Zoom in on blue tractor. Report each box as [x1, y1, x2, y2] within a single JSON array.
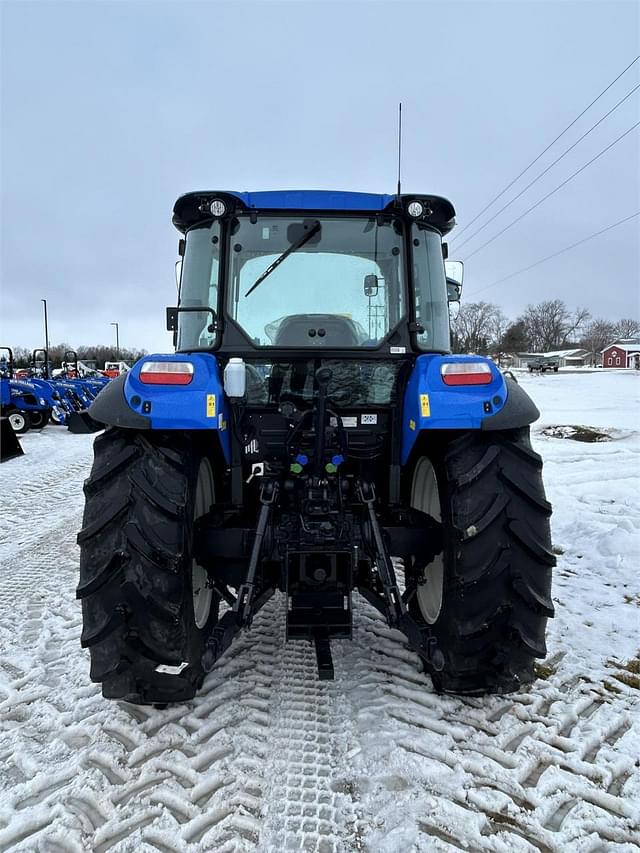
[[0, 347, 53, 433], [77, 191, 555, 705]]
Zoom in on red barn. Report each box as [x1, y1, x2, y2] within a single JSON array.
[[601, 339, 640, 369]]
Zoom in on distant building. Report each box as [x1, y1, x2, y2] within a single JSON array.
[[510, 349, 592, 369], [600, 339, 640, 369]]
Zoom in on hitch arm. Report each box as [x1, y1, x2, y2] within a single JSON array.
[[357, 481, 405, 626], [357, 480, 445, 672], [202, 479, 278, 674], [234, 479, 278, 625]]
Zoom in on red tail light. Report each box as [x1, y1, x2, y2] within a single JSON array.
[[139, 361, 194, 385], [441, 362, 493, 386]]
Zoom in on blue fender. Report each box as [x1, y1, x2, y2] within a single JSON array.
[[401, 355, 538, 464], [89, 353, 231, 463]]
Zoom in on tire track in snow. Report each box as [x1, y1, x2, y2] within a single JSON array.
[[1, 417, 640, 851]]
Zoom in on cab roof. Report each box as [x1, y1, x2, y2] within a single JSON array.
[[172, 190, 456, 235]]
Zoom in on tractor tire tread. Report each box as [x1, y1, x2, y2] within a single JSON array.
[[78, 428, 211, 704], [416, 427, 554, 696]]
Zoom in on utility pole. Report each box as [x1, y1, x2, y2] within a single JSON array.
[[111, 322, 120, 358], [41, 299, 49, 351]]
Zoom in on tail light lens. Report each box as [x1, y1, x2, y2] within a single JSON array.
[[441, 362, 493, 386], [139, 361, 194, 385]]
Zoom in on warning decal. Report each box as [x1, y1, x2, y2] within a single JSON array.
[[206, 394, 216, 418], [420, 394, 431, 417]]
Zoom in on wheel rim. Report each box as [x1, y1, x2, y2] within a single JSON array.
[[9, 413, 26, 432], [411, 457, 444, 625], [192, 458, 215, 629]]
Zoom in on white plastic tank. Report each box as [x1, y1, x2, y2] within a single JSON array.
[[224, 357, 246, 399]]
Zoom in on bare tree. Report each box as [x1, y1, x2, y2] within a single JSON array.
[[451, 302, 507, 354], [489, 309, 510, 353], [9, 346, 32, 367], [581, 319, 617, 362], [76, 345, 147, 366], [522, 300, 591, 352], [614, 318, 640, 339]]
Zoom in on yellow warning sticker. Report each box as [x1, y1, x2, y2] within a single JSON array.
[[206, 394, 216, 418], [409, 419, 416, 431], [420, 394, 431, 418]]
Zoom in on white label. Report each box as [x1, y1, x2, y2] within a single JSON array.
[[262, 227, 270, 239], [390, 346, 406, 354], [361, 414, 378, 425], [155, 661, 189, 675], [331, 416, 358, 428]]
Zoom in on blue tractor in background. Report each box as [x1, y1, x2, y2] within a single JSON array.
[[77, 190, 555, 706], [0, 347, 53, 434]]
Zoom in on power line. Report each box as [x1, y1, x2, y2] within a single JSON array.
[[461, 121, 640, 262], [466, 211, 640, 297], [454, 82, 640, 253], [451, 55, 640, 242]]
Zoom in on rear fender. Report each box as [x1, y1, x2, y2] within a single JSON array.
[[401, 355, 538, 464], [89, 353, 231, 462]]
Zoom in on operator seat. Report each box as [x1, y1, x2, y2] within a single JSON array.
[[273, 314, 362, 347]]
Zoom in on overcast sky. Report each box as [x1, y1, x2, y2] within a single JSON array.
[[1, 0, 639, 355]]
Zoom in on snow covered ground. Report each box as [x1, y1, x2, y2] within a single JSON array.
[[0, 370, 638, 852]]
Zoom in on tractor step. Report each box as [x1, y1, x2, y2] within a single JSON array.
[[314, 630, 334, 680]]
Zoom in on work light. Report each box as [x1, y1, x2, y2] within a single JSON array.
[[209, 199, 226, 217]]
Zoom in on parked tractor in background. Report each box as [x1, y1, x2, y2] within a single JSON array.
[[77, 190, 555, 706], [0, 347, 52, 434], [103, 361, 131, 378]]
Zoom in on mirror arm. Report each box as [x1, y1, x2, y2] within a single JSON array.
[[166, 305, 219, 333]]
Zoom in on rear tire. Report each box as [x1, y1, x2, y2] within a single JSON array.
[[77, 427, 219, 704], [406, 427, 555, 695]]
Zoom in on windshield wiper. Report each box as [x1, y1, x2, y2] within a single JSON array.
[[244, 220, 321, 297]]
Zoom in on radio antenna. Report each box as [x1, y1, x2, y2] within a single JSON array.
[[396, 102, 402, 197]]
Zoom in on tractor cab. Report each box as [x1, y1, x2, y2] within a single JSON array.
[[170, 191, 457, 359]]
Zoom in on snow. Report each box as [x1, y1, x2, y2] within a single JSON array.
[[0, 372, 639, 852]]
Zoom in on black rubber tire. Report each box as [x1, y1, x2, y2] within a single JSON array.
[[9, 411, 30, 434], [29, 410, 49, 430], [77, 427, 219, 704], [407, 427, 555, 695]]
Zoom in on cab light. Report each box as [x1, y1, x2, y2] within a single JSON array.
[[139, 361, 194, 385], [441, 362, 493, 385], [209, 199, 226, 217]]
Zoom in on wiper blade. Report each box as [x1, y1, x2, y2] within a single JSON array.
[[244, 220, 321, 297]]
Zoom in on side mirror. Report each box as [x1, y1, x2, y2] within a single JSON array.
[[447, 280, 462, 303], [364, 274, 379, 297], [166, 306, 178, 331], [445, 260, 464, 286]]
